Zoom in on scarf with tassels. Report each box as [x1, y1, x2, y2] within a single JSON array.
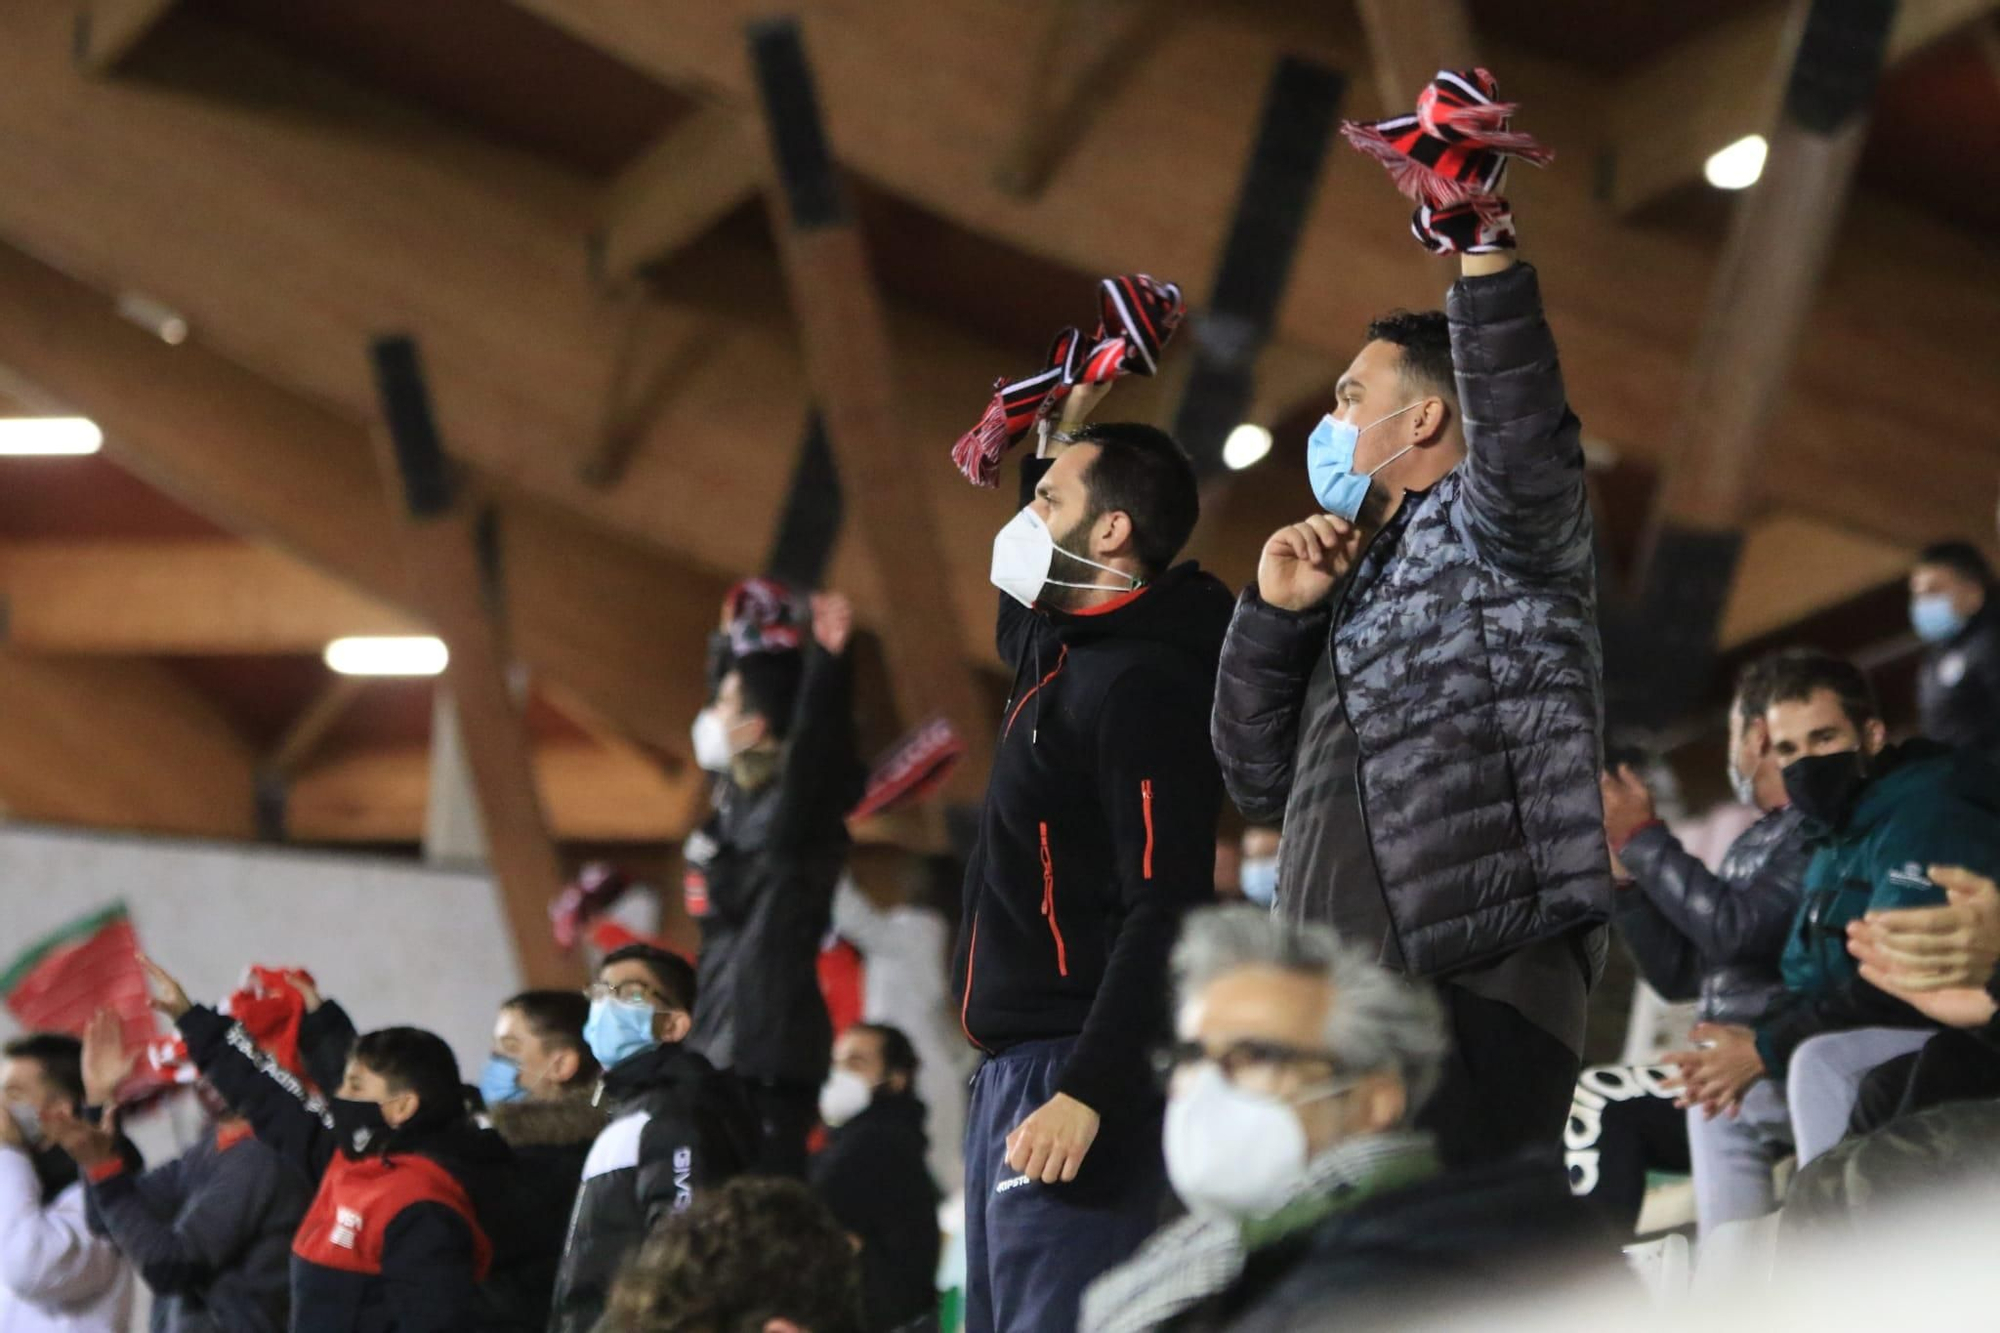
[[1340, 68, 1551, 255], [951, 274, 1185, 487]]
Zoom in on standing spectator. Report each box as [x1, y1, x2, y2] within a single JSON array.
[[555, 944, 757, 1333], [1668, 652, 2000, 1232], [954, 392, 1230, 1331], [479, 992, 604, 1331], [687, 589, 866, 1179], [1211, 158, 1609, 1168], [833, 857, 972, 1189], [1081, 907, 1600, 1333], [138, 955, 519, 1333], [0, 1034, 132, 1333], [1238, 827, 1281, 910], [53, 1008, 308, 1333], [812, 1024, 941, 1333], [1568, 655, 1811, 1230], [1911, 541, 2000, 759], [602, 1178, 861, 1333]]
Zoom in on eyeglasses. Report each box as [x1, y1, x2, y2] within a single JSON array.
[[585, 981, 670, 1008], [1152, 1038, 1344, 1088]]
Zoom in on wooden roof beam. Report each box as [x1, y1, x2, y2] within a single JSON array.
[[1352, 0, 1477, 113], [74, 0, 178, 75], [594, 104, 764, 285]]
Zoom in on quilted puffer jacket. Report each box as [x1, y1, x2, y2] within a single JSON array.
[[1615, 807, 1812, 1027], [1211, 262, 1611, 978]]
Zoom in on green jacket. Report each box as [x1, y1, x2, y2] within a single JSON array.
[[1755, 741, 2000, 1076]]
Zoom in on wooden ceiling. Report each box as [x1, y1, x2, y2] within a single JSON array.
[[0, 0, 1995, 862]]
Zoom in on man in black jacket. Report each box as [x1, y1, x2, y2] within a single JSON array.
[[554, 943, 757, 1333], [137, 955, 521, 1333], [954, 406, 1230, 1333], [1210, 209, 1609, 1167], [811, 1023, 941, 1332], [1911, 541, 2000, 760], [686, 588, 865, 1179], [1566, 653, 1811, 1231]]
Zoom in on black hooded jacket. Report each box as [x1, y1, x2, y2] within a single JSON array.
[[549, 1041, 758, 1333], [809, 1091, 941, 1331], [951, 454, 1231, 1117], [1918, 597, 2000, 761]]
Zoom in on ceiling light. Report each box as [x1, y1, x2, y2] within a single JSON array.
[[1704, 135, 1767, 190], [116, 292, 191, 345], [0, 417, 103, 456], [324, 635, 449, 677], [1222, 423, 1274, 471]]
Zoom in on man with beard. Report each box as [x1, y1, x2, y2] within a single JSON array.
[[954, 389, 1231, 1332]]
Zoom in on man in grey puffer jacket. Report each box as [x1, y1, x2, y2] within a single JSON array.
[[1210, 233, 1611, 1167]]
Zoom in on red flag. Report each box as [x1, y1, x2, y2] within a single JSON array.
[[0, 903, 160, 1095]]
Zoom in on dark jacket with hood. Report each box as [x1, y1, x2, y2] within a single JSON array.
[[83, 1119, 310, 1333], [1754, 741, 2000, 1076], [176, 1003, 531, 1333], [549, 1042, 757, 1333], [686, 643, 865, 1090], [1210, 263, 1611, 980], [1616, 806, 1812, 1027], [810, 1090, 941, 1332], [484, 1097, 605, 1333], [1917, 597, 2000, 760], [951, 460, 1232, 1117]]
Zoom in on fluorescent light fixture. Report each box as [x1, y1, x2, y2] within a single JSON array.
[[1704, 135, 1767, 190], [116, 292, 191, 346], [323, 635, 449, 677], [1222, 423, 1274, 471], [0, 417, 103, 456]]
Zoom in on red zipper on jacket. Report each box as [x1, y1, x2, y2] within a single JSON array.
[[1038, 822, 1069, 977], [1141, 779, 1156, 880], [959, 913, 988, 1050], [1004, 645, 1069, 739]]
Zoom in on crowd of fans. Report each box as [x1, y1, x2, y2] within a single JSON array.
[[6, 67, 2000, 1333]]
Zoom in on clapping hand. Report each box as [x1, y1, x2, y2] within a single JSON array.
[[81, 1009, 137, 1107], [40, 1103, 120, 1169], [137, 955, 193, 1020], [810, 593, 853, 657], [1848, 866, 2000, 994]]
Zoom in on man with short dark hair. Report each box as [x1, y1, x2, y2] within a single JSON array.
[[1910, 540, 2000, 758], [811, 1023, 941, 1333], [686, 588, 865, 1179], [1212, 198, 1610, 1169], [554, 944, 757, 1333], [956, 387, 1231, 1331], [1668, 650, 2000, 1231], [603, 1177, 862, 1333], [0, 1032, 132, 1331]]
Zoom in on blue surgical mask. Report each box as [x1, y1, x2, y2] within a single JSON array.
[[478, 1055, 526, 1107], [1911, 594, 1968, 645], [584, 998, 658, 1071], [1239, 857, 1279, 908], [1306, 401, 1423, 521]]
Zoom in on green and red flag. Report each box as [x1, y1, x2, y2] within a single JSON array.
[[1, 903, 159, 1092]]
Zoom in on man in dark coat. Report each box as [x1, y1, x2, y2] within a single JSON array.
[[952, 407, 1230, 1333], [1210, 224, 1610, 1166], [686, 588, 866, 1179], [1568, 652, 1812, 1230], [810, 1023, 940, 1332], [1910, 540, 2000, 761]]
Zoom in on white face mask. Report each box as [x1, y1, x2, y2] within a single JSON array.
[[5, 1101, 42, 1148], [690, 707, 751, 774], [1163, 1063, 1353, 1220], [818, 1068, 874, 1128], [989, 507, 1140, 610]]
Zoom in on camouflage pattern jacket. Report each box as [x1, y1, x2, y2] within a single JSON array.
[[1211, 262, 1612, 978]]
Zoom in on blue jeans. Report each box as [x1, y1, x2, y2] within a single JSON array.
[[962, 1038, 1165, 1333]]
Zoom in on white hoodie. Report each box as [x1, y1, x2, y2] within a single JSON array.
[[0, 1147, 131, 1333]]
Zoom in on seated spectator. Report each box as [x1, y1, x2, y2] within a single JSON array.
[[48, 1007, 310, 1333], [0, 1033, 132, 1331], [602, 1176, 862, 1333], [1080, 906, 1602, 1333], [1911, 541, 2000, 760], [1667, 651, 2000, 1233], [810, 1024, 941, 1333], [479, 991, 605, 1331], [1569, 655, 1810, 1231], [554, 944, 757, 1333], [137, 955, 521, 1332]]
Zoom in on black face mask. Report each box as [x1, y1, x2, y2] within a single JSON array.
[[1783, 750, 1871, 828], [329, 1097, 392, 1157]]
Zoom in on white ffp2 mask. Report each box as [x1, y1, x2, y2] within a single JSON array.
[[818, 1068, 873, 1128], [989, 506, 1139, 609]]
